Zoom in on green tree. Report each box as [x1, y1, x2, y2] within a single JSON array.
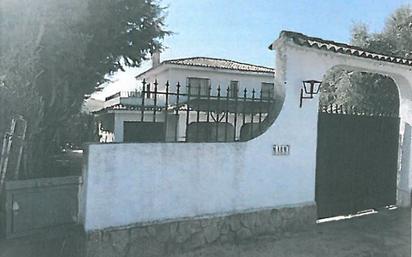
[[0, 0, 169, 177], [320, 5, 412, 114]]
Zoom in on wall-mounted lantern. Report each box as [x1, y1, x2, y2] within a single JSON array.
[[299, 80, 322, 108]]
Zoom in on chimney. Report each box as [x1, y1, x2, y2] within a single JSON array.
[[151, 50, 160, 68]]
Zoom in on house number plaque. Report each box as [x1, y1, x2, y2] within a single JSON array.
[[273, 145, 290, 155]]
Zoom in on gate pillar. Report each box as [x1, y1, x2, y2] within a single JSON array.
[[398, 122, 412, 206]]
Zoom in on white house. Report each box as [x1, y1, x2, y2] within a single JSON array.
[[94, 56, 275, 143], [137, 55, 275, 95]]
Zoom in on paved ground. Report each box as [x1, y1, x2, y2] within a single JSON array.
[[0, 225, 84, 257], [173, 208, 411, 257], [0, 207, 410, 257]]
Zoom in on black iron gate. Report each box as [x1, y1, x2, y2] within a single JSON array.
[[315, 107, 400, 219]]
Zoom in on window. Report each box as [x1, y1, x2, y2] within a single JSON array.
[[229, 81, 239, 98], [261, 82, 274, 99], [187, 77, 210, 96], [146, 83, 151, 98]]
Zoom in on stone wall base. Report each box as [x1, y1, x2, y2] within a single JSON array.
[[85, 203, 317, 257]]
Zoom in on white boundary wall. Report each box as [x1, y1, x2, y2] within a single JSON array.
[[80, 46, 319, 231]]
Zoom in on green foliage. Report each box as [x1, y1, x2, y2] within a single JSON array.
[[59, 113, 98, 150], [84, 0, 169, 77], [320, 5, 412, 113], [0, 0, 169, 177], [351, 6, 412, 58], [320, 69, 399, 114]]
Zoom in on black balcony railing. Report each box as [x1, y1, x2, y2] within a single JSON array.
[[105, 92, 121, 101], [123, 79, 277, 142], [105, 91, 141, 101]]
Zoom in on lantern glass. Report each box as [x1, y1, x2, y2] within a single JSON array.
[[302, 80, 322, 95]]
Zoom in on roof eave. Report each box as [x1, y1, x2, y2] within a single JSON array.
[[168, 63, 275, 75], [135, 64, 168, 80], [275, 30, 412, 67]]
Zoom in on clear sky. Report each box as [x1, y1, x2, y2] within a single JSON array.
[[93, 0, 411, 99]]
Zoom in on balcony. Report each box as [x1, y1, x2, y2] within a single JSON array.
[[97, 80, 277, 143]]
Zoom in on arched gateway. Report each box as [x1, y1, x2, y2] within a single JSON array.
[[270, 31, 412, 217]]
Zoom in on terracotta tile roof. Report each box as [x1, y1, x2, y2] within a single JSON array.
[[136, 57, 275, 79], [270, 30, 412, 67], [164, 57, 275, 73]]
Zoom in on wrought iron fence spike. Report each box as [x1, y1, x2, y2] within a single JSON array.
[[128, 80, 278, 143]]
